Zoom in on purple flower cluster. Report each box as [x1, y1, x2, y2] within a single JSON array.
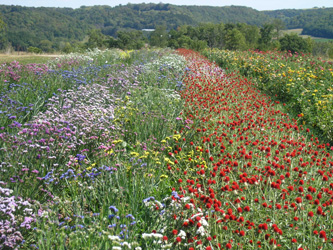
[[0, 186, 35, 249], [0, 61, 48, 83]]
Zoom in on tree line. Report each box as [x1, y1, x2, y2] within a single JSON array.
[[0, 3, 333, 52], [82, 22, 322, 56]]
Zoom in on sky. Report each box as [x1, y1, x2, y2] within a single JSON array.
[[1, 0, 332, 11]]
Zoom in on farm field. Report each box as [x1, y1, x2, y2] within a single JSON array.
[[282, 29, 333, 42], [0, 53, 61, 65], [1, 48, 333, 250]]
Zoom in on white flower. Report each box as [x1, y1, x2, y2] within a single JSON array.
[[180, 197, 190, 202], [161, 243, 173, 249], [177, 230, 186, 239], [142, 233, 163, 239], [108, 235, 121, 241], [112, 247, 122, 250], [191, 213, 203, 220], [121, 242, 131, 248], [200, 218, 208, 227], [196, 226, 206, 236]]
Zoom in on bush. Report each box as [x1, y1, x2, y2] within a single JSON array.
[[27, 46, 42, 54]]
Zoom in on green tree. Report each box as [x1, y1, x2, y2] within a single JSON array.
[[272, 19, 285, 39], [224, 28, 246, 51], [86, 29, 105, 49], [115, 30, 146, 49], [150, 25, 168, 47], [197, 23, 224, 48], [0, 14, 7, 50], [61, 42, 73, 53], [258, 23, 274, 50], [279, 33, 313, 53], [236, 23, 260, 49], [39, 39, 54, 53], [167, 29, 180, 48], [177, 35, 193, 49]]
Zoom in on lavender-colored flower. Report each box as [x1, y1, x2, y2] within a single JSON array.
[[125, 214, 135, 220], [109, 206, 118, 213], [143, 196, 155, 203], [172, 191, 180, 199]]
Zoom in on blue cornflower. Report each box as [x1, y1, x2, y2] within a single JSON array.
[[143, 196, 155, 203], [109, 206, 118, 213], [125, 214, 135, 220], [172, 191, 180, 199]]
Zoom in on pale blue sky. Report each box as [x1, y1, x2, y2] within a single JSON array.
[[0, 0, 332, 11]]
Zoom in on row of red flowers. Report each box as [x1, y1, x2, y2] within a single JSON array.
[[157, 49, 333, 249]]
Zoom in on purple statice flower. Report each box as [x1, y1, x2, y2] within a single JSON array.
[[0, 187, 35, 249]]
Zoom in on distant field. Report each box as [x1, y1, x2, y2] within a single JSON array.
[[0, 53, 60, 64], [282, 28, 333, 42]]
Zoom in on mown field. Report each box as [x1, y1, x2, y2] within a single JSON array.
[[1, 48, 333, 250], [0, 53, 61, 65], [282, 29, 333, 42]]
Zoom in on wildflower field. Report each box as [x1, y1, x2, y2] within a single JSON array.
[[1, 48, 333, 250]]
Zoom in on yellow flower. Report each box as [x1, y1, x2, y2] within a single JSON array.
[[130, 152, 140, 157], [160, 175, 168, 179], [106, 149, 114, 155], [172, 134, 181, 140], [112, 139, 123, 144]]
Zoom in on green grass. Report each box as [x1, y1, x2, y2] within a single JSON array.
[[0, 53, 61, 64]]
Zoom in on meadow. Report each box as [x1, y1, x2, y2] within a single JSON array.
[[1, 48, 333, 250]]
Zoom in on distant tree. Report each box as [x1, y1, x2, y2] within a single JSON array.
[[116, 30, 146, 49], [0, 14, 7, 50], [176, 35, 193, 49], [272, 19, 285, 39], [39, 39, 54, 53], [167, 29, 180, 48], [258, 23, 274, 50], [224, 28, 246, 51], [197, 23, 223, 48], [236, 23, 260, 49], [27, 46, 42, 54], [61, 42, 73, 53], [190, 39, 207, 51], [279, 33, 313, 53], [86, 29, 105, 49], [150, 25, 168, 47]]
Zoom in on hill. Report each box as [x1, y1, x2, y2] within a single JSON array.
[[263, 8, 333, 38], [0, 3, 333, 50]]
